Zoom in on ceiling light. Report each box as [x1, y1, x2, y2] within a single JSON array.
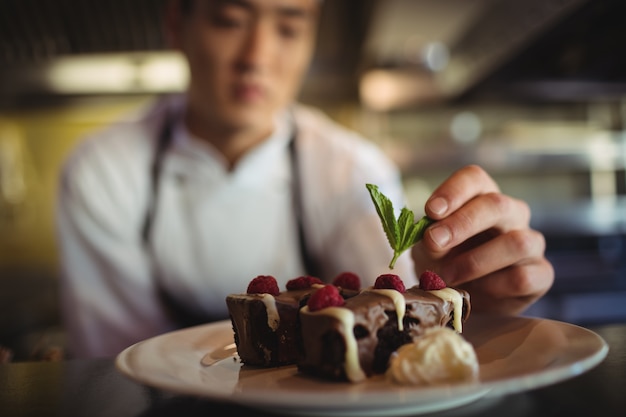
[[45, 52, 188, 94]]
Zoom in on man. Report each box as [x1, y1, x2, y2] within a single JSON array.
[[56, 0, 553, 358]]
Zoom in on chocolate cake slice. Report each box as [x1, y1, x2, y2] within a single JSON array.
[[297, 285, 471, 382], [226, 274, 361, 367], [226, 288, 313, 366]]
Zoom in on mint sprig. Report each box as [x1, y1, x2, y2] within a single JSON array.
[[366, 183, 434, 269]]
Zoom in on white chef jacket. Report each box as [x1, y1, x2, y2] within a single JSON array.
[[55, 94, 417, 358]]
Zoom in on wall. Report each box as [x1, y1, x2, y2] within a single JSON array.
[[0, 96, 152, 360]]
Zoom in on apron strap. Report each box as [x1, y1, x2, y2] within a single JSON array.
[[142, 109, 319, 327], [141, 113, 174, 245]]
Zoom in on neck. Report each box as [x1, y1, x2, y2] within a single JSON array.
[[183, 108, 274, 170]]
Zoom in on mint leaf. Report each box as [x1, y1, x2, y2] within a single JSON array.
[[366, 183, 434, 269]]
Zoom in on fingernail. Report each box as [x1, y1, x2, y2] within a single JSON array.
[[429, 225, 451, 248], [428, 197, 448, 216]]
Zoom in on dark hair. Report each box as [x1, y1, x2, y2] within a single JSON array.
[[179, 0, 324, 14], [179, 0, 193, 14]]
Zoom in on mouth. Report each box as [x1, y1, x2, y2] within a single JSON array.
[[232, 82, 266, 103]]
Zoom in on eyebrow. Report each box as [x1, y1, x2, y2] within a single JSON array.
[[216, 0, 317, 19]]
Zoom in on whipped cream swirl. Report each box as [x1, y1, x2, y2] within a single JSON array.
[[386, 327, 479, 385]]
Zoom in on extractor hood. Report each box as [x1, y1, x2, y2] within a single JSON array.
[[362, 0, 626, 105]]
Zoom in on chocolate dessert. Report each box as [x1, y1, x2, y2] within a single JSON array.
[[225, 272, 471, 382], [226, 287, 313, 366], [226, 273, 361, 367], [297, 283, 470, 382]]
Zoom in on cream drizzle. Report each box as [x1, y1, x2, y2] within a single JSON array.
[[239, 285, 325, 333], [233, 293, 280, 331], [259, 294, 280, 331], [364, 288, 406, 331], [428, 288, 463, 332], [301, 305, 366, 382]]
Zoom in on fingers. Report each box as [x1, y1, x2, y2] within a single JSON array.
[[413, 228, 554, 315], [422, 165, 530, 252], [415, 227, 547, 284], [457, 259, 555, 315], [425, 165, 500, 220], [423, 192, 531, 251], [440, 229, 547, 286]]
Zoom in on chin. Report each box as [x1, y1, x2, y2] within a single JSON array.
[[224, 106, 276, 129]]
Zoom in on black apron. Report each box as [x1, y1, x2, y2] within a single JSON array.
[[140, 111, 318, 327]]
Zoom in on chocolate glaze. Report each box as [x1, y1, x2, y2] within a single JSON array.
[[226, 287, 359, 367], [298, 286, 471, 381], [226, 288, 311, 366]]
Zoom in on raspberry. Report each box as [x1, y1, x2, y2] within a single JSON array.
[[419, 270, 447, 290], [286, 275, 324, 290], [246, 275, 280, 296], [332, 271, 361, 291], [374, 274, 406, 293], [307, 285, 345, 311]]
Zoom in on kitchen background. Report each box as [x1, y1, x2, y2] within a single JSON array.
[[1, 0, 625, 360]]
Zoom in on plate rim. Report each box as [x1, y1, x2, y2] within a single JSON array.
[[115, 314, 608, 415]]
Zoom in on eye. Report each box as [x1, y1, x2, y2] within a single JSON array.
[[208, 5, 247, 29], [211, 13, 244, 29], [278, 24, 300, 39], [279, 19, 311, 41]]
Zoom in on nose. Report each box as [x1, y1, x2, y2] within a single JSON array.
[[235, 21, 275, 74]]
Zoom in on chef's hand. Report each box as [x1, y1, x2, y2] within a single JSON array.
[[412, 165, 554, 315]]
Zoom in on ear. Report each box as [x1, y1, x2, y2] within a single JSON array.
[[163, 0, 184, 49]]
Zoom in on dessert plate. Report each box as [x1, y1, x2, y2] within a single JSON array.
[[116, 314, 608, 417]]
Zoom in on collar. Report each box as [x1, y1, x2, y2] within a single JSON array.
[[168, 108, 294, 169]]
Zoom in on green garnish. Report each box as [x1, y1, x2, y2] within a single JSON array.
[[366, 183, 434, 269]]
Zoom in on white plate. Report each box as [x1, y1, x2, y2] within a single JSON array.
[[115, 314, 608, 417]]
